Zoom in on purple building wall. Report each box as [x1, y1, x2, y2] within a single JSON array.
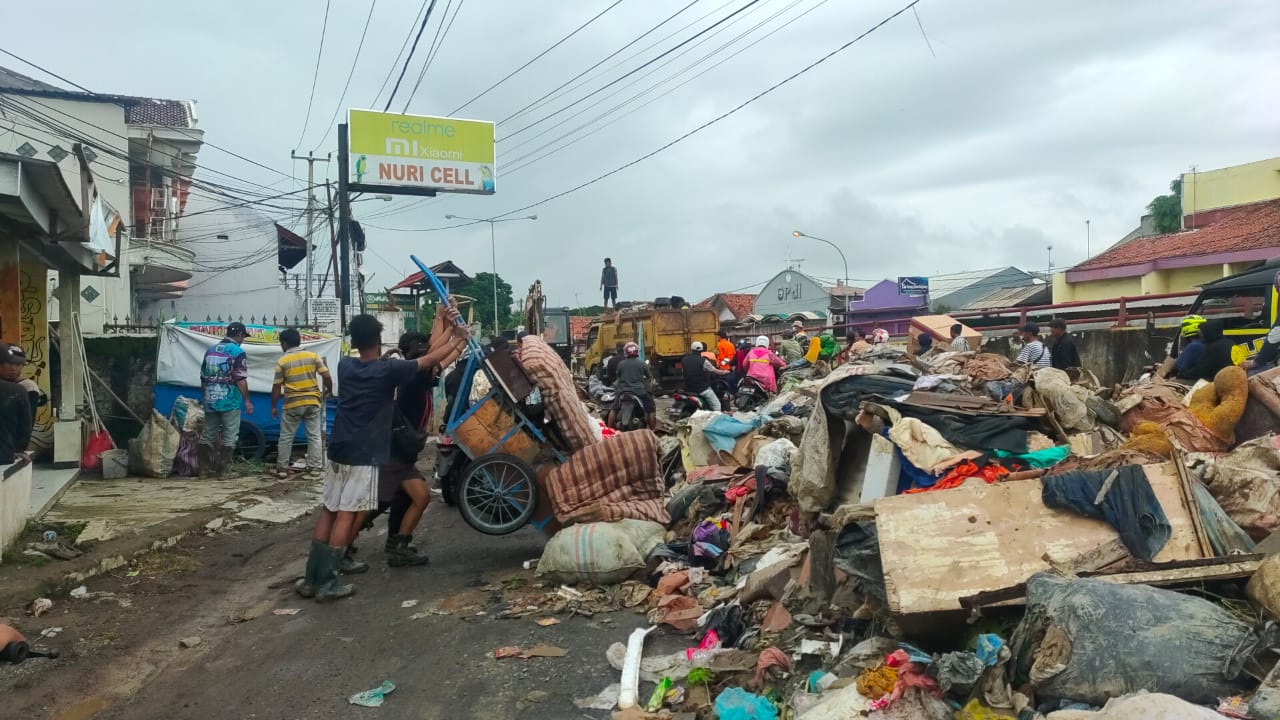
[[844, 280, 927, 336]]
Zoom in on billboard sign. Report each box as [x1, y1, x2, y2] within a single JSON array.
[[347, 109, 495, 195], [897, 276, 929, 297]]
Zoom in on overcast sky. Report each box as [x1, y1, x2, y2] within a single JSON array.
[[6, 0, 1279, 307]]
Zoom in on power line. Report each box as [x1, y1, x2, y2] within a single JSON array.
[[496, 0, 707, 126], [502, 0, 834, 175], [490, 0, 925, 220], [293, 0, 333, 149], [402, 0, 466, 113], [0, 47, 95, 93], [497, 0, 764, 143], [383, 0, 439, 112], [370, 0, 431, 108], [448, 0, 626, 116], [315, 0, 379, 150]]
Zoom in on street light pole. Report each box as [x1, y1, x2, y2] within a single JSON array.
[[444, 214, 538, 335], [791, 230, 849, 292]]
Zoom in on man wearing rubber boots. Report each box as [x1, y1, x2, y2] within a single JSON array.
[[199, 322, 253, 477], [296, 312, 467, 601]]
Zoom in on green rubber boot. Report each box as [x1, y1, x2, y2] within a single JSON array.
[[294, 540, 325, 598], [315, 545, 356, 602]]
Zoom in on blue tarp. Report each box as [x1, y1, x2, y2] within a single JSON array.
[[153, 383, 336, 441], [702, 413, 766, 453]]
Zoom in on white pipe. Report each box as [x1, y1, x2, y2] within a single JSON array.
[[617, 626, 654, 709]]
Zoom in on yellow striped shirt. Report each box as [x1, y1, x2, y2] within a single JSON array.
[[274, 350, 328, 409]]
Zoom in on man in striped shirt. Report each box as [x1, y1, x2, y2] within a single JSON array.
[[1015, 322, 1052, 369], [270, 328, 333, 479]]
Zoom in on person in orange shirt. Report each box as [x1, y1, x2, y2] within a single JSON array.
[[715, 330, 736, 370]]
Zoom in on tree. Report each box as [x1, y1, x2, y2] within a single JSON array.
[[1147, 178, 1183, 234], [468, 272, 515, 332]]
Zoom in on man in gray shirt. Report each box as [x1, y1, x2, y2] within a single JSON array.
[[601, 258, 619, 309]]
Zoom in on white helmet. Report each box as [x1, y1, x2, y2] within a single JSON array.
[[755, 335, 770, 348], [691, 341, 705, 352]]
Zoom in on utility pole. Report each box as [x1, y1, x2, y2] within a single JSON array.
[[337, 124, 354, 331], [290, 150, 331, 322]]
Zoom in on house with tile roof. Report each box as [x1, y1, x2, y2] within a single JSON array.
[[696, 292, 756, 323], [1055, 196, 1280, 302]]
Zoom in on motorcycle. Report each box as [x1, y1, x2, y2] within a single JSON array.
[[734, 376, 770, 413], [434, 433, 466, 506], [611, 392, 649, 432], [667, 378, 733, 420]]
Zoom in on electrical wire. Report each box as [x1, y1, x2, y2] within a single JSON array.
[[497, 0, 764, 143], [448, 0, 626, 115], [383, 0, 439, 112], [402, 0, 461, 113], [497, 0, 708, 127], [370, 0, 431, 108], [489, 0, 925, 220], [314, 0, 378, 150], [293, 0, 333, 149]]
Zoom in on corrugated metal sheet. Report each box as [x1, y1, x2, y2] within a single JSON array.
[[961, 284, 1052, 311]]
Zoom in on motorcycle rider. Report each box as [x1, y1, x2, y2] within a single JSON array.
[[608, 342, 656, 430], [682, 341, 730, 412], [742, 335, 786, 393]]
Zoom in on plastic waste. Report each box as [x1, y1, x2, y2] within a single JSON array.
[[974, 634, 1005, 666], [348, 680, 396, 708], [686, 630, 721, 664], [1044, 691, 1224, 719], [955, 699, 1016, 720], [646, 677, 672, 712], [714, 687, 779, 720]]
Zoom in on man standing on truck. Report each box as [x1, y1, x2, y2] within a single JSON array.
[[601, 258, 619, 309]]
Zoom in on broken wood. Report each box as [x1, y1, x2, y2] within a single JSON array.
[[1173, 452, 1213, 558], [1046, 537, 1131, 577], [807, 530, 836, 605]]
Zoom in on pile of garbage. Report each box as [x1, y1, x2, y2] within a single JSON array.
[[529, 339, 1280, 719]]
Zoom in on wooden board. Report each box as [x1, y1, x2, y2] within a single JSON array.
[[875, 462, 1206, 616]]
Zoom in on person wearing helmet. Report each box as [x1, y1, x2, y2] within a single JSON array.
[[682, 341, 730, 411], [1180, 318, 1236, 382], [1173, 315, 1207, 379], [742, 335, 786, 393], [609, 342, 656, 430], [1243, 271, 1280, 374]]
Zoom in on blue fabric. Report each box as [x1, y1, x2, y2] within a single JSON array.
[[975, 634, 1005, 667], [703, 413, 765, 452], [1174, 339, 1206, 373], [893, 443, 936, 493], [992, 445, 1071, 468], [1042, 465, 1171, 562]]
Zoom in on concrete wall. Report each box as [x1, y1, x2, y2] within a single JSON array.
[[981, 325, 1174, 387], [0, 95, 133, 334], [1182, 156, 1280, 218], [1056, 263, 1241, 303], [84, 336, 158, 446], [0, 460, 33, 563], [1053, 272, 1142, 303]]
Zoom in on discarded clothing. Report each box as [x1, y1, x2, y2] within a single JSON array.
[[543, 429, 669, 525], [703, 413, 766, 453], [856, 664, 899, 700], [964, 353, 1013, 382], [895, 406, 1031, 454], [904, 460, 1008, 494], [884, 407, 962, 471], [822, 374, 916, 419], [991, 445, 1070, 469], [936, 651, 985, 693], [1041, 465, 1171, 561]]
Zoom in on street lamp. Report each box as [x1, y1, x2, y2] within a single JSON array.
[[791, 230, 849, 295], [444, 214, 539, 334]]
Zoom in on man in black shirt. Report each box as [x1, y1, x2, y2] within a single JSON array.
[[296, 312, 466, 601], [1048, 318, 1082, 372], [0, 345, 32, 463]]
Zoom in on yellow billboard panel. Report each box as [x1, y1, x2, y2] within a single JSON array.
[[347, 109, 495, 195]]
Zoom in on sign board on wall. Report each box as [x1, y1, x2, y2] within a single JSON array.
[[347, 109, 496, 195], [898, 276, 929, 297], [309, 298, 340, 334]]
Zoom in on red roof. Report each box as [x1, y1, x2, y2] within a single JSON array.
[[570, 316, 593, 342], [697, 292, 756, 319], [1072, 197, 1280, 273]]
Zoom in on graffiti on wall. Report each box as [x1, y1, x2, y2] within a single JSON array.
[[19, 263, 52, 452]]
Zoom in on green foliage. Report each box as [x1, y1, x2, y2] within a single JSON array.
[[468, 272, 516, 332], [1147, 178, 1183, 234]]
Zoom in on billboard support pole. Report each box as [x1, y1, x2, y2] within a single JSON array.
[[337, 123, 352, 332]]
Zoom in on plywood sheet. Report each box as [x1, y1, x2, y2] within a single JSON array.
[[875, 462, 1205, 615]]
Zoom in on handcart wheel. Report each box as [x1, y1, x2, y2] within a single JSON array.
[[457, 454, 538, 535], [236, 420, 266, 462]]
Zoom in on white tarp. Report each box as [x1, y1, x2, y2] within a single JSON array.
[[156, 321, 343, 396]]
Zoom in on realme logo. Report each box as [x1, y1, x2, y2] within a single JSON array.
[[388, 119, 456, 137]]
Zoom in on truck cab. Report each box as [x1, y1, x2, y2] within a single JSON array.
[[1181, 257, 1279, 364]]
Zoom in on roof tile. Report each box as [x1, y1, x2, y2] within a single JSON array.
[[1072, 197, 1280, 272]]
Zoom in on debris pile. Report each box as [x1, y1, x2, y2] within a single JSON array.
[[535, 341, 1280, 719]]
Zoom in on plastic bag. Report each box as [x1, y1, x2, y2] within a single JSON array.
[[1033, 368, 1092, 431], [80, 430, 114, 470], [713, 687, 778, 720], [754, 438, 797, 475], [536, 520, 665, 585], [1011, 573, 1259, 706]]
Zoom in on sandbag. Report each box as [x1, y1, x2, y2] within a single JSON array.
[[1044, 692, 1224, 719], [1034, 368, 1091, 432], [536, 519, 665, 586], [1010, 573, 1259, 706], [138, 409, 180, 478]]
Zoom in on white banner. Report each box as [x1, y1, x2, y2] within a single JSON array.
[[156, 322, 344, 396]]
